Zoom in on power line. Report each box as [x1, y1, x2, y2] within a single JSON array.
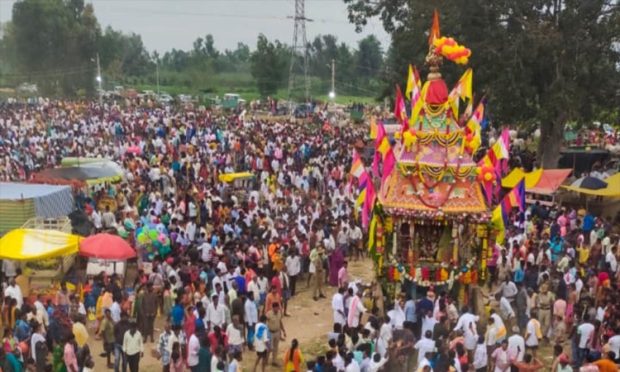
[[103, 7, 352, 24]]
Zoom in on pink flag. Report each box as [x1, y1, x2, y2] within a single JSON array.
[[381, 148, 396, 187], [362, 181, 376, 228]]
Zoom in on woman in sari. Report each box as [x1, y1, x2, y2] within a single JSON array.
[[283, 339, 305, 372]]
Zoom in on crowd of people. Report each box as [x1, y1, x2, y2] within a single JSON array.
[[0, 98, 619, 372], [0, 99, 368, 371]]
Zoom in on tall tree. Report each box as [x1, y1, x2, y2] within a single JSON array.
[[250, 34, 288, 97], [344, 0, 620, 167], [355, 35, 383, 81], [11, 0, 101, 95], [99, 26, 152, 78]]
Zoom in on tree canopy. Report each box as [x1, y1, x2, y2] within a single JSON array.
[[344, 0, 620, 167]]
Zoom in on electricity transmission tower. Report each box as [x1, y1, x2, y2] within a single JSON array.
[[287, 0, 312, 102]]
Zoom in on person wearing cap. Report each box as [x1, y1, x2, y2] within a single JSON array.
[[266, 301, 286, 367], [535, 282, 554, 341], [556, 354, 572, 372]]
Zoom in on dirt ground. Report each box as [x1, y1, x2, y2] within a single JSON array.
[[83, 258, 563, 371], [84, 258, 375, 371]]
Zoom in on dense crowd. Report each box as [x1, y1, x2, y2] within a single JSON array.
[[0, 99, 619, 372]]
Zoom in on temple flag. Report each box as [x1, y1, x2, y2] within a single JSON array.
[[428, 9, 441, 46], [350, 150, 364, 178], [369, 117, 378, 139], [381, 148, 396, 187], [491, 205, 506, 244], [448, 68, 473, 119], [394, 85, 408, 125]]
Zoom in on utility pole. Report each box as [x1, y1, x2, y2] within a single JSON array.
[[156, 62, 160, 95], [95, 53, 102, 105], [287, 0, 312, 104], [330, 59, 335, 99]]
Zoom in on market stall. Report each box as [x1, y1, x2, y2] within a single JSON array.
[[80, 233, 136, 276], [30, 158, 124, 187], [0, 228, 81, 261], [0, 182, 74, 235], [501, 168, 572, 206]]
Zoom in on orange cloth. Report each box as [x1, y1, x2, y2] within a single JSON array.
[[593, 359, 617, 372], [283, 348, 304, 372]]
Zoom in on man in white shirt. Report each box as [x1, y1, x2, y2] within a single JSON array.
[[346, 288, 366, 329], [4, 278, 23, 308], [473, 335, 488, 371], [507, 333, 525, 362], [109, 299, 122, 323], [285, 249, 301, 296], [369, 353, 388, 372], [344, 352, 361, 372], [252, 315, 269, 372], [206, 294, 227, 329], [605, 245, 617, 273], [576, 316, 595, 365], [186, 328, 201, 369], [497, 278, 518, 301], [332, 287, 346, 326], [453, 307, 480, 352], [122, 322, 144, 372], [247, 276, 261, 307], [497, 293, 515, 331], [244, 292, 258, 349], [608, 332, 620, 361], [414, 330, 436, 370]]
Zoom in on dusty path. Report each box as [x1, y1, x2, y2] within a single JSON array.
[[85, 257, 375, 371]]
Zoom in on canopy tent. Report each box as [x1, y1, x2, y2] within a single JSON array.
[[528, 169, 573, 195], [0, 229, 81, 261], [0, 183, 74, 235], [562, 173, 620, 197], [79, 233, 136, 260], [31, 162, 123, 186], [502, 168, 572, 195]]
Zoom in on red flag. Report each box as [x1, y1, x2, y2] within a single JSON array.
[[394, 85, 408, 125]]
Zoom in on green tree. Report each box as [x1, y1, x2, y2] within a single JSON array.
[[344, 0, 620, 167], [250, 34, 288, 97], [355, 35, 383, 81], [99, 26, 152, 79], [11, 0, 101, 95]]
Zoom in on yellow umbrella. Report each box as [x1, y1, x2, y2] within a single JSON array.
[[0, 229, 81, 261]]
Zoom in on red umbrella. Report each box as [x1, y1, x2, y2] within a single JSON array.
[[79, 233, 136, 260]]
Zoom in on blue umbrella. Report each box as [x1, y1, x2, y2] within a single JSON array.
[[572, 176, 608, 190]]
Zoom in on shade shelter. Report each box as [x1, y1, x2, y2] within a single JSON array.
[[0, 229, 80, 261], [562, 173, 620, 197]]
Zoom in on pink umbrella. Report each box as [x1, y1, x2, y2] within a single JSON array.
[[79, 233, 136, 260], [125, 145, 142, 155]]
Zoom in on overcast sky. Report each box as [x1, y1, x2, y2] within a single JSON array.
[[0, 0, 390, 53]]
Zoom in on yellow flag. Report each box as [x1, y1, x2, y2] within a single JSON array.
[[409, 81, 430, 127], [405, 65, 414, 98], [356, 188, 366, 207], [369, 117, 378, 139], [368, 214, 377, 251], [377, 137, 391, 157], [448, 68, 473, 118], [491, 206, 505, 244]]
